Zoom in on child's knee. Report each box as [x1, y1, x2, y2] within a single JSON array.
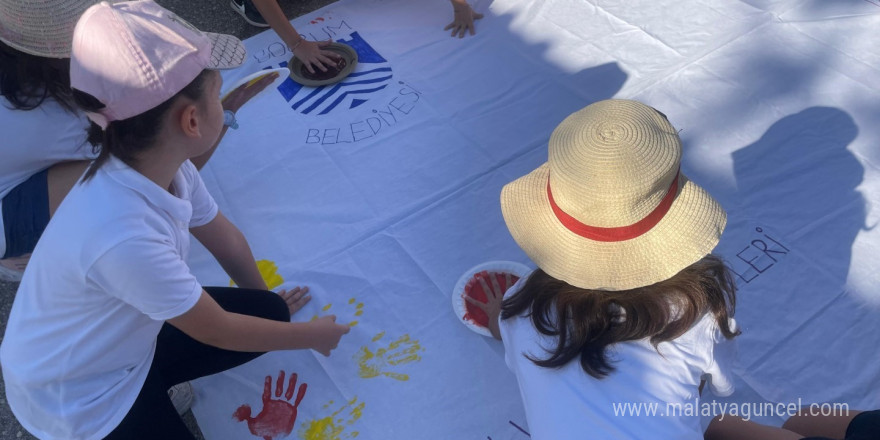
[[264, 291, 292, 322]]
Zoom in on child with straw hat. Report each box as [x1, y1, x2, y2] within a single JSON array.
[[467, 99, 739, 439], [0, 0, 104, 281]]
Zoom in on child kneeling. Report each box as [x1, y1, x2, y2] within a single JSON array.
[[0, 2, 350, 439]]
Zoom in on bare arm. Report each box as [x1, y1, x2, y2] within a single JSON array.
[[251, 0, 338, 73], [191, 211, 266, 290], [190, 73, 278, 169], [464, 271, 506, 340], [168, 290, 349, 355], [189, 211, 314, 315]]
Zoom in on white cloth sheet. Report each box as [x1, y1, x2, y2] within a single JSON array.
[[188, 0, 880, 438]]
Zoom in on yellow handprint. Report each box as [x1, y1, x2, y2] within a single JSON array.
[[355, 332, 424, 381], [312, 297, 364, 327], [299, 397, 364, 440], [230, 259, 284, 290]]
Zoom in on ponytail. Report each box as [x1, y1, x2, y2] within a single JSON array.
[[72, 70, 210, 181]]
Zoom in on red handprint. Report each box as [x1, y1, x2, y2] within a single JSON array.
[[233, 371, 308, 440]]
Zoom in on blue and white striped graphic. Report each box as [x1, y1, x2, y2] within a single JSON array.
[[273, 31, 393, 116]]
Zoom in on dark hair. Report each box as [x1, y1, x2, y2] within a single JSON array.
[[1, 41, 104, 148], [501, 254, 739, 379], [0, 40, 75, 111], [73, 70, 211, 181]]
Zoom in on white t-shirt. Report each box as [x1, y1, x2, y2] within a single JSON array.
[[0, 156, 218, 440], [0, 97, 96, 256], [500, 273, 737, 440]]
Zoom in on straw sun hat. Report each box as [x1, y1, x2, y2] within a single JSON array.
[[500, 99, 727, 291], [0, 0, 110, 58]]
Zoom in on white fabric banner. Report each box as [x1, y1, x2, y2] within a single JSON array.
[[188, 0, 880, 438]]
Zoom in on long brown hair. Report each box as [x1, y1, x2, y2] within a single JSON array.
[[501, 254, 739, 379]]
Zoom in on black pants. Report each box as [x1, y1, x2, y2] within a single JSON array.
[[104, 287, 290, 439], [1, 168, 49, 258]]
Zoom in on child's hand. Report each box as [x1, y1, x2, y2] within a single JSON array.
[[278, 286, 311, 315], [293, 39, 341, 74], [465, 271, 505, 340], [310, 315, 351, 356], [444, 0, 484, 38]]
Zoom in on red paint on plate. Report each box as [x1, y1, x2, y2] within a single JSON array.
[[462, 271, 519, 328]]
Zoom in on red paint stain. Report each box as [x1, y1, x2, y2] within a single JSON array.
[[310, 17, 326, 24], [234, 371, 308, 440], [463, 271, 519, 328]]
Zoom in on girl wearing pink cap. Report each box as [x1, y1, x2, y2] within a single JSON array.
[[0, 0, 269, 282], [0, 2, 350, 439]]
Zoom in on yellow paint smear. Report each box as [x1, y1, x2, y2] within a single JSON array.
[[229, 259, 284, 290], [317, 298, 364, 328], [299, 397, 363, 440], [381, 372, 409, 381], [355, 333, 423, 382], [245, 73, 272, 87]]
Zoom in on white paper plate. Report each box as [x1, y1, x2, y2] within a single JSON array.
[[452, 261, 531, 337], [220, 67, 290, 100]]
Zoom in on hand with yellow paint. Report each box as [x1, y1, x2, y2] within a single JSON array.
[[355, 332, 424, 381], [299, 397, 364, 440]]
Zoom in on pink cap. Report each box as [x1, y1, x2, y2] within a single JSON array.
[[70, 1, 246, 128]]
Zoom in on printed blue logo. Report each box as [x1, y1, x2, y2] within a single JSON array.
[[274, 32, 392, 116]]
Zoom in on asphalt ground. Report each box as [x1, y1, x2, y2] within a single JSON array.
[[0, 1, 336, 438]]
